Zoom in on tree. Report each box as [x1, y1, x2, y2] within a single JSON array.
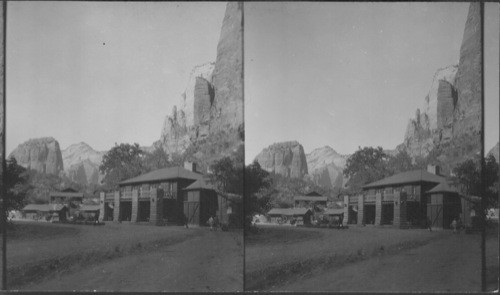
[[210, 157, 242, 194], [483, 154, 499, 208], [387, 149, 415, 174], [99, 143, 146, 190], [209, 144, 245, 195], [1, 158, 29, 213], [143, 146, 171, 171], [170, 151, 186, 167], [244, 161, 273, 234], [452, 154, 499, 209], [244, 161, 272, 217], [343, 146, 390, 193]]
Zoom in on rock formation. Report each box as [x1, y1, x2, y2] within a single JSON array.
[[306, 146, 348, 189], [399, 3, 481, 169], [488, 142, 499, 162], [255, 141, 308, 179], [66, 159, 101, 186], [453, 2, 482, 138], [62, 142, 105, 185], [158, 2, 243, 165], [209, 2, 243, 135], [9, 137, 64, 175], [400, 65, 458, 158]]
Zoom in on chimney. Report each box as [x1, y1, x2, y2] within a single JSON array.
[[184, 161, 197, 172], [427, 164, 440, 175]]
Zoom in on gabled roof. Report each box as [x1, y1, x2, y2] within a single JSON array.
[[426, 182, 459, 194], [363, 169, 445, 189], [50, 192, 84, 198], [306, 191, 322, 196], [268, 208, 312, 216], [62, 188, 78, 193], [183, 178, 215, 191], [119, 167, 203, 186], [22, 204, 66, 212], [294, 196, 328, 202]]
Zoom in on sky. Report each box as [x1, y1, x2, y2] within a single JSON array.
[[245, 2, 499, 164], [6, 1, 226, 153]]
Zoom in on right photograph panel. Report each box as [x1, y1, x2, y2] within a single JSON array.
[[244, 2, 498, 292]]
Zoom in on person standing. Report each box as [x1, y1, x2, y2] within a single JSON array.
[[183, 213, 189, 229], [208, 216, 214, 231], [451, 218, 457, 233], [213, 215, 219, 231]]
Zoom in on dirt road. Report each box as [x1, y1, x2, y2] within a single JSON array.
[[24, 229, 243, 292], [247, 225, 498, 292], [273, 232, 492, 292], [8, 222, 243, 292]]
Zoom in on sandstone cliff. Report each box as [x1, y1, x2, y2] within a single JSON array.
[[453, 2, 482, 138], [158, 2, 243, 166], [488, 142, 499, 162], [400, 65, 458, 158], [209, 2, 243, 135], [399, 3, 481, 170], [62, 142, 105, 185], [255, 141, 308, 179], [9, 137, 64, 175], [306, 146, 348, 189]]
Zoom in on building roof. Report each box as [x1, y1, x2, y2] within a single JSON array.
[[323, 208, 345, 215], [78, 204, 101, 212], [426, 182, 460, 194], [119, 167, 203, 186], [268, 208, 312, 216], [50, 192, 84, 198], [294, 196, 328, 202], [61, 188, 78, 193], [183, 178, 215, 191], [305, 191, 322, 196], [22, 204, 66, 212], [363, 169, 446, 189]]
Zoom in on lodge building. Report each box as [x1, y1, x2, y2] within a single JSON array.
[[99, 162, 234, 226], [343, 165, 473, 229], [293, 191, 327, 210]]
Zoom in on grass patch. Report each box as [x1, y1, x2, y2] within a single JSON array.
[[8, 226, 199, 289], [245, 237, 434, 291], [7, 222, 81, 241], [245, 226, 323, 247]]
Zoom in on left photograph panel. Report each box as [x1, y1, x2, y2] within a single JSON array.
[[4, 1, 243, 291]]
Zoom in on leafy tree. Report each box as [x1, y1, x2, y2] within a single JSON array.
[[209, 144, 245, 195], [243, 162, 273, 234], [343, 146, 390, 193], [170, 151, 186, 167], [1, 158, 29, 213], [99, 143, 146, 190], [453, 158, 480, 196], [387, 149, 415, 174], [452, 154, 499, 209], [210, 157, 242, 194], [244, 161, 273, 217], [143, 146, 171, 171]]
